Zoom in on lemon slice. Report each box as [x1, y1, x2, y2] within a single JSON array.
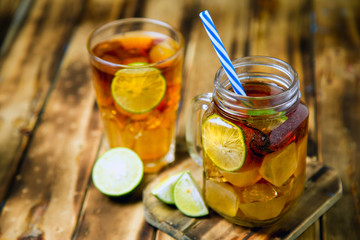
[[173, 171, 209, 217], [202, 114, 247, 172], [92, 148, 144, 197], [111, 67, 166, 114], [151, 171, 184, 204]]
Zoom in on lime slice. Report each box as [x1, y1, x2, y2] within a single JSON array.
[[92, 147, 144, 196], [151, 171, 184, 204], [173, 171, 208, 217], [246, 110, 288, 133], [111, 67, 166, 114], [202, 114, 247, 172], [128, 62, 148, 66]]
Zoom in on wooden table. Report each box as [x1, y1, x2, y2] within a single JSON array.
[[0, 0, 359, 239]]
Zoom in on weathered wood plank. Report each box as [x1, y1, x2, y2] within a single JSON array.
[[0, 0, 113, 238], [313, 0, 360, 238], [143, 158, 342, 240], [0, 0, 23, 49], [0, 0, 85, 206]]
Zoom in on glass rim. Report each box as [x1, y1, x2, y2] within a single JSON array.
[[214, 56, 299, 101], [86, 18, 184, 68]]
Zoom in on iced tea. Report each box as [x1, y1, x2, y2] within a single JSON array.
[[88, 19, 184, 173], [186, 56, 309, 226], [203, 83, 308, 226]]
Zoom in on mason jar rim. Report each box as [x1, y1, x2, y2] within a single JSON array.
[[213, 56, 301, 114], [214, 56, 299, 101], [87, 18, 184, 68]]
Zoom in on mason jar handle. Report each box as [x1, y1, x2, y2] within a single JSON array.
[[185, 93, 212, 166]]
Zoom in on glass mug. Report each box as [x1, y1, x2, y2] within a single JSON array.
[[87, 18, 184, 173], [186, 56, 309, 227]]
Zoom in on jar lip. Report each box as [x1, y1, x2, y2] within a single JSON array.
[[214, 56, 299, 101], [87, 18, 184, 68]]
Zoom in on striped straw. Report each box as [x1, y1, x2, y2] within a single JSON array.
[[199, 10, 246, 96]]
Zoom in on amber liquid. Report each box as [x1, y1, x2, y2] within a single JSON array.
[[90, 31, 183, 173], [203, 83, 309, 226]]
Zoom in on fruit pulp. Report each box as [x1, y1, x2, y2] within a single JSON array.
[[203, 83, 309, 226], [90, 31, 183, 173]]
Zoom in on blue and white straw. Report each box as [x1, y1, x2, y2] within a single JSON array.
[[199, 10, 246, 96]]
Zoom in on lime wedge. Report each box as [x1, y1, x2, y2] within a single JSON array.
[[92, 147, 143, 196], [151, 171, 184, 204], [173, 171, 208, 217], [202, 114, 247, 172], [111, 67, 166, 114]]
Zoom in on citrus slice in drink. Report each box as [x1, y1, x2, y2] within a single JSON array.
[[173, 171, 209, 217], [151, 171, 184, 204], [245, 110, 288, 134], [205, 180, 239, 217], [111, 67, 166, 114], [92, 147, 144, 197], [202, 114, 247, 172]]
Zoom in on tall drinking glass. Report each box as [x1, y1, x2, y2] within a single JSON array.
[[88, 18, 184, 173]]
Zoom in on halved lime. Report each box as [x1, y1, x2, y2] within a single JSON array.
[[111, 67, 166, 114], [151, 171, 184, 204], [173, 171, 208, 217], [202, 114, 247, 172], [92, 147, 144, 196]]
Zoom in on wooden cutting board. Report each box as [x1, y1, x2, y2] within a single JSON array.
[[143, 157, 342, 240]]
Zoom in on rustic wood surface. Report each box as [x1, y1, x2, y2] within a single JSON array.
[[0, 0, 359, 239]]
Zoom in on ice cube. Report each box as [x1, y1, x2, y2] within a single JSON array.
[[238, 181, 278, 203], [149, 38, 178, 63], [259, 142, 297, 187], [205, 180, 239, 217], [238, 195, 287, 220], [220, 160, 261, 188]]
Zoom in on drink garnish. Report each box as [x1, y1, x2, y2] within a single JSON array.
[[151, 171, 184, 204], [202, 114, 247, 172], [173, 171, 209, 217], [92, 147, 144, 196], [111, 66, 166, 114]]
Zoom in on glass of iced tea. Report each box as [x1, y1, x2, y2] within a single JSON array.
[[186, 56, 309, 227], [87, 18, 184, 173]]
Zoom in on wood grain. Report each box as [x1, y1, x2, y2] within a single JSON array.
[[0, 0, 106, 238], [0, 0, 85, 205], [314, 0, 360, 238], [0, 0, 358, 239]]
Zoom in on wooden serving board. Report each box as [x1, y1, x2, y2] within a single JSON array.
[[143, 157, 342, 240]]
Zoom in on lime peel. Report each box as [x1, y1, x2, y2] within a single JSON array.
[[111, 67, 166, 114], [202, 114, 247, 172], [173, 171, 209, 217], [151, 171, 184, 204], [92, 147, 144, 197]]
